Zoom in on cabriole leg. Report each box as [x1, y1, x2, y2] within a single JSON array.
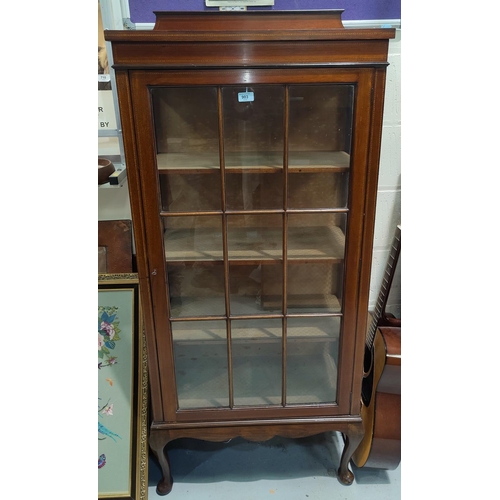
[[149, 429, 173, 496], [338, 424, 364, 485]]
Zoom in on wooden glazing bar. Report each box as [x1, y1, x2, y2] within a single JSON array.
[[218, 86, 227, 214], [169, 312, 343, 322], [281, 316, 287, 407], [225, 209, 284, 216], [160, 210, 222, 218], [159, 208, 349, 218], [218, 87, 234, 409], [229, 313, 284, 321], [286, 313, 343, 319], [226, 318, 234, 409], [285, 208, 349, 214], [283, 85, 290, 213], [169, 315, 227, 322], [281, 85, 290, 407]]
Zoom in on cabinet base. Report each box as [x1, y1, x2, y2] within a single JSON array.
[[149, 418, 363, 495]]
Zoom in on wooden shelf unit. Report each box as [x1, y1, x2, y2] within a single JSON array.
[[105, 9, 395, 495]]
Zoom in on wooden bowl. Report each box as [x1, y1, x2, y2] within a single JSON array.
[[98, 158, 115, 185]]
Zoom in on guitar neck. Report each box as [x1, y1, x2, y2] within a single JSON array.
[[366, 225, 401, 349]]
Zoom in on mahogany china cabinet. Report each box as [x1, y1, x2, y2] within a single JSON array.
[[105, 10, 395, 495]]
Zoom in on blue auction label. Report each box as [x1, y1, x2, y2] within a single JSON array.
[[238, 91, 255, 102]]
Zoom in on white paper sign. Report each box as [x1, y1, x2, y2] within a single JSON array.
[[238, 91, 255, 102], [98, 90, 117, 130]]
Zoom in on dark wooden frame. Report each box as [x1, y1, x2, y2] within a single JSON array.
[[105, 10, 395, 496]]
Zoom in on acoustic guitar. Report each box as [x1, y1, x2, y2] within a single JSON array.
[[352, 225, 401, 469]]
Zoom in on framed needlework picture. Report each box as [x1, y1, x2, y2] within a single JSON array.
[[98, 273, 148, 500]]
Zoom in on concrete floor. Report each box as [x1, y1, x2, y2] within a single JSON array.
[[148, 432, 401, 499]]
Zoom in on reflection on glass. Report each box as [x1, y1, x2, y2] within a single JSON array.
[[168, 262, 225, 318], [286, 213, 346, 313], [286, 317, 340, 404], [159, 173, 221, 212], [163, 216, 223, 262], [287, 262, 343, 314], [287, 213, 346, 261], [288, 85, 354, 160], [227, 214, 282, 261], [231, 319, 282, 406], [172, 320, 229, 409], [287, 85, 353, 209], [152, 87, 221, 212], [222, 86, 284, 169], [229, 263, 283, 315], [288, 171, 348, 209], [225, 171, 283, 211]]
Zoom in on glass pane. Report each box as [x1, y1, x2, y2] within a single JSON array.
[[151, 87, 221, 212], [229, 262, 283, 316], [288, 84, 354, 158], [288, 171, 348, 209], [287, 213, 346, 313], [172, 320, 229, 409], [231, 319, 282, 406], [288, 85, 353, 208], [227, 214, 282, 261], [223, 84, 284, 212], [287, 262, 343, 314], [163, 216, 223, 262], [159, 173, 221, 212], [168, 262, 225, 318], [286, 317, 340, 405], [225, 171, 283, 211], [222, 85, 284, 169], [287, 213, 346, 261]]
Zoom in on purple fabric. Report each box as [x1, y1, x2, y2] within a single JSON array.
[[129, 0, 401, 24]]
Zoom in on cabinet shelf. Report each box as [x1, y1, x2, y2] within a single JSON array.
[[157, 151, 350, 174], [169, 294, 342, 319], [171, 316, 340, 341], [164, 225, 345, 262]]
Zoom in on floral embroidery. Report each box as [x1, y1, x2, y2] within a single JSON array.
[[98, 398, 121, 442], [103, 403, 114, 416], [98, 305, 123, 470], [98, 307, 121, 366], [101, 320, 115, 339]]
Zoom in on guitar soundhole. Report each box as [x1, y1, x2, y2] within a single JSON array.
[[363, 345, 372, 374], [361, 369, 373, 406]]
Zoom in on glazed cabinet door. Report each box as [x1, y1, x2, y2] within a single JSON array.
[[130, 69, 373, 421]]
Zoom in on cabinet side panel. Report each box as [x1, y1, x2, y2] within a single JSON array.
[[335, 71, 372, 409], [130, 72, 180, 422], [114, 70, 164, 422], [350, 67, 389, 414]]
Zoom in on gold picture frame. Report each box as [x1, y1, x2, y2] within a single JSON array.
[[98, 273, 148, 500]]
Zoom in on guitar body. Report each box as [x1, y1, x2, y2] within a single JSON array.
[[352, 225, 401, 469], [353, 326, 401, 468]]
